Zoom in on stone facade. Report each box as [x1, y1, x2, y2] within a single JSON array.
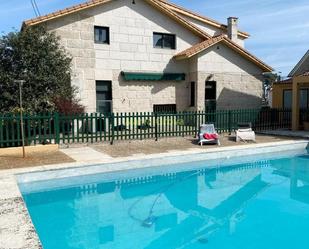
[[197, 45, 264, 110], [44, 0, 267, 113]]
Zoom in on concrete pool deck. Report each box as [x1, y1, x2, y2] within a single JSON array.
[[0, 140, 308, 249]]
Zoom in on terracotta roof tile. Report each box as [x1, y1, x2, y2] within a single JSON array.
[[174, 35, 273, 72], [274, 78, 292, 84], [157, 0, 249, 39], [23, 0, 112, 26], [23, 0, 211, 39], [301, 71, 309, 76], [145, 0, 210, 39], [175, 35, 225, 58]]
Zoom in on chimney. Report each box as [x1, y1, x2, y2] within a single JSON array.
[[227, 17, 238, 42]]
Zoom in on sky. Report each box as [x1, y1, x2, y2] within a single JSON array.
[[0, 0, 308, 76]]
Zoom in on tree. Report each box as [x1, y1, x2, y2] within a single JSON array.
[[0, 26, 84, 114], [262, 72, 281, 106]]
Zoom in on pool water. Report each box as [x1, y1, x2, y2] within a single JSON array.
[[21, 153, 309, 249]]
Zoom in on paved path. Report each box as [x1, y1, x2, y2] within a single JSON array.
[[60, 147, 113, 163], [260, 129, 309, 138]]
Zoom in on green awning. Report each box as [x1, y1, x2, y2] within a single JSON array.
[[121, 72, 185, 81]]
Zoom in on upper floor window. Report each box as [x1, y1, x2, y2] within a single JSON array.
[[94, 26, 110, 44], [153, 32, 176, 49]]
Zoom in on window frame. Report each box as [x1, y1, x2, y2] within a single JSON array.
[[300, 88, 309, 109], [205, 81, 217, 100], [94, 26, 110, 44], [190, 81, 195, 107], [282, 89, 292, 109], [153, 32, 176, 50], [153, 104, 177, 113], [96, 80, 112, 114]]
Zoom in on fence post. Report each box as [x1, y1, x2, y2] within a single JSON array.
[[155, 112, 158, 141], [54, 112, 60, 145], [110, 113, 115, 145], [228, 110, 232, 135], [195, 111, 199, 138]]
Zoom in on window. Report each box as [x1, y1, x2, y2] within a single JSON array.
[[94, 26, 110, 44], [153, 32, 176, 49], [96, 81, 112, 113], [205, 81, 216, 100], [300, 89, 309, 109], [205, 81, 216, 111], [153, 104, 177, 113], [283, 90, 292, 109], [190, 82, 195, 107]]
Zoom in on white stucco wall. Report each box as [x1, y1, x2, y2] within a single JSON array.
[[46, 0, 202, 112], [196, 43, 264, 110]]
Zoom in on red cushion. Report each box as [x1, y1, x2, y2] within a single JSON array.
[[203, 133, 218, 140]]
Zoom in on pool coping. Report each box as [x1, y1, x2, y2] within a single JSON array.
[[0, 140, 308, 249]]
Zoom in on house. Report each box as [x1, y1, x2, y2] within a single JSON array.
[[272, 50, 309, 130], [22, 0, 273, 114]]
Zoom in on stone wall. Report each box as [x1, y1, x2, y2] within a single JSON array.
[[44, 0, 265, 113], [112, 77, 189, 112], [45, 13, 96, 111], [46, 0, 201, 113], [197, 43, 264, 110]]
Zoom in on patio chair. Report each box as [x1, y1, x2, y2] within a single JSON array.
[[236, 122, 256, 142], [198, 124, 220, 146]]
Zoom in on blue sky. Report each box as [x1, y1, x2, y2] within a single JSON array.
[[1, 0, 308, 75]]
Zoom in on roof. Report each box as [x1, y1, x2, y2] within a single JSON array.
[[22, 0, 271, 72], [300, 71, 309, 77], [174, 35, 273, 72], [157, 0, 250, 39], [288, 50, 309, 77], [24, 0, 111, 26], [273, 78, 292, 84], [22, 0, 249, 39], [22, 0, 210, 39]]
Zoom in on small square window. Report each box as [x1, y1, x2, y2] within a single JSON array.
[[94, 26, 110, 44], [153, 32, 176, 49]]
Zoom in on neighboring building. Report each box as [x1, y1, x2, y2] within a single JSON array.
[[22, 0, 273, 113], [272, 50, 309, 130]]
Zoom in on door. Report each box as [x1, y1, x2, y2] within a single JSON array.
[[205, 81, 217, 111], [96, 81, 112, 114]]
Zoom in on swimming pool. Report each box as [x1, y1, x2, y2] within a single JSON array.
[[19, 149, 309, 249]]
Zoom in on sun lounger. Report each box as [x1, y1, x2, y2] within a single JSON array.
[[198, 124, 220, 146], [236, 123, 255, 142]]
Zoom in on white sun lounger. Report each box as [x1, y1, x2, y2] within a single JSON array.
[[236, 123, 256, 142], [198, 124, 220, 146]]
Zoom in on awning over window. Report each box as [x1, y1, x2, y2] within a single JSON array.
[[121, 71, 186, 81]]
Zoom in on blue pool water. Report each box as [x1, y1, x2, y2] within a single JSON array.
[[20, 152, 309, 249]]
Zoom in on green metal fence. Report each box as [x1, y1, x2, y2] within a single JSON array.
[[0, 108, 295, 148]]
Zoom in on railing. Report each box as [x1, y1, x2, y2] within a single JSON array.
[[0, 108, 294, 148], [300, 109, 309, 126]]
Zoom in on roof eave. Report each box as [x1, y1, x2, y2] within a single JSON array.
[[174, 55, 188, 60], [145, 0, 211, 39], [288, 50, 309, 77], [174, 37, 273, 72], [22, 0, 210, 40], [158, 0, 250, 39], [222, 39, 273, 72], [23, 0, 113, 28]]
